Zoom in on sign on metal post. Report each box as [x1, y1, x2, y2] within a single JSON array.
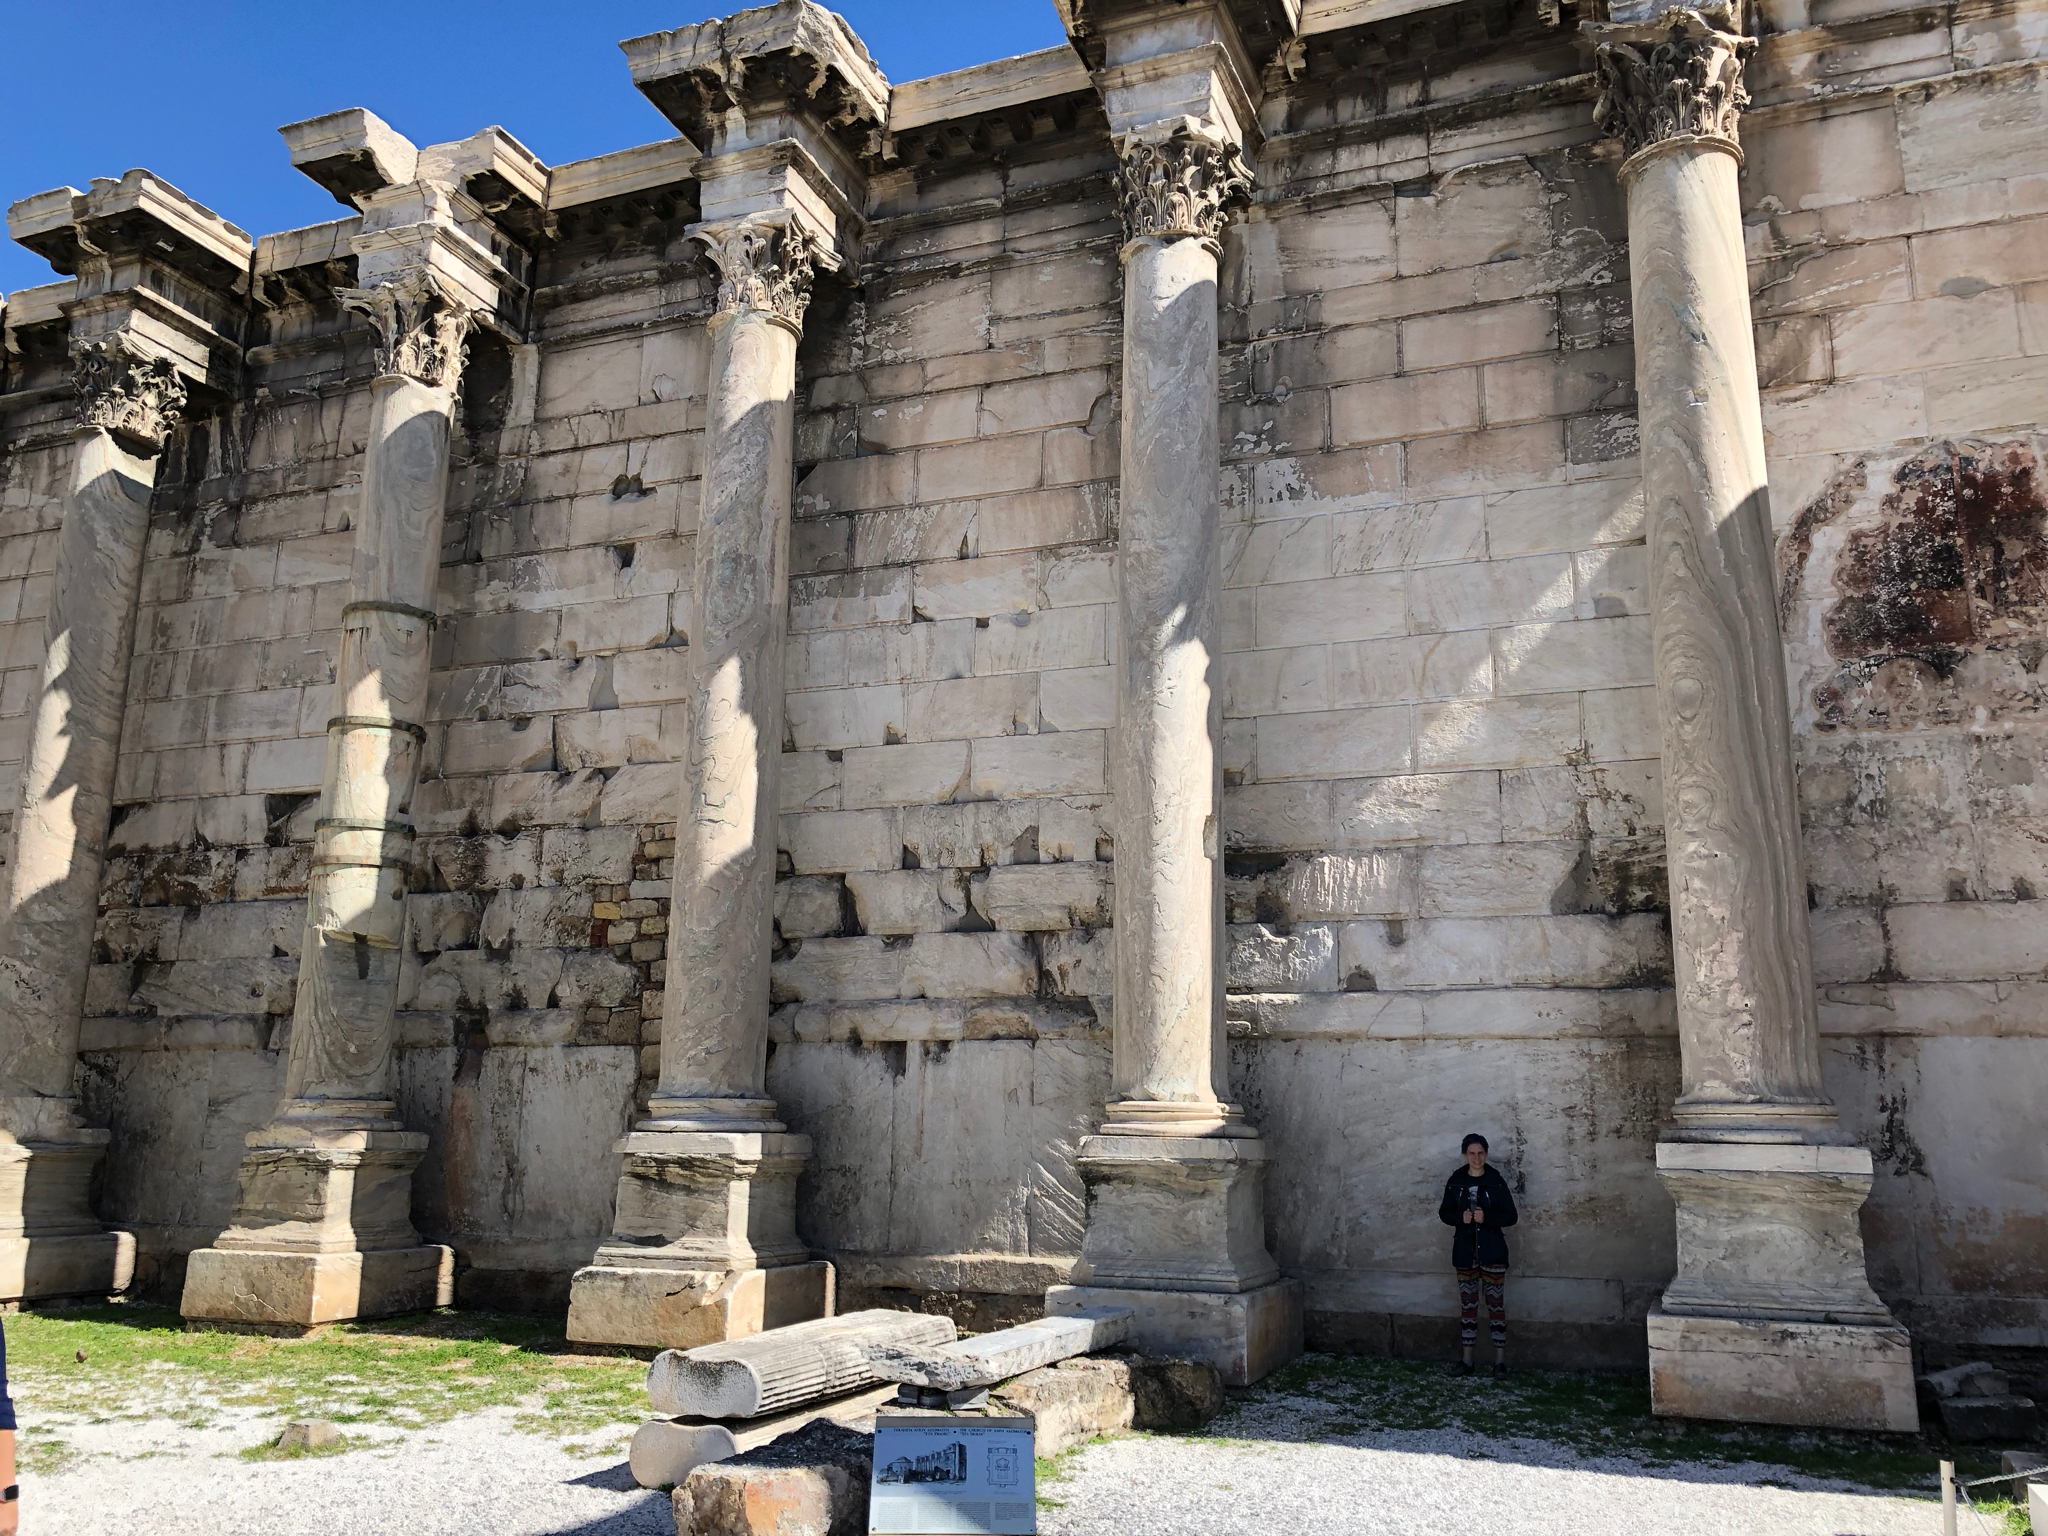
[[868, 1414, 1036, 1535]]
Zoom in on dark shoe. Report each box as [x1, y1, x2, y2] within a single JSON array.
[[1449, 1360, 1475, 1377], [1492, 1362, 1509, 1379]]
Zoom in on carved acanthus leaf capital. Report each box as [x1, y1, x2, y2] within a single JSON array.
[[1115, 118, 1254, 251], [694, 216, 820, 330], [335, 270, 477, 388], [72, 336, 187, 451], [1590, 7, 1755, 163]]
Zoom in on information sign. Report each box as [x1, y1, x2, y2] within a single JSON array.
[[868, 1414, 1036, 1535]]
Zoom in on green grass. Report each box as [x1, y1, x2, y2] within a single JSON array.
[[7, 1303, 650, 1453], [1230, 1353, 2007, 1496]]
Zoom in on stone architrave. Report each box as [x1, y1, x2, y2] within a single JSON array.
[[180, 270, 475, 1333], [567, 213, 831, 1350], [1589, 2, 1916, 1431], [0, 338, 190, 1305], [1046, 111, 1301, 1387]]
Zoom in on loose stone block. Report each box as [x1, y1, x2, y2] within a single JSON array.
[[672, 1419, 874, 1536], [989, 1359, 1134, 1455], [275, 1419, 341, 1453], [649, 1310, 959, 1419]]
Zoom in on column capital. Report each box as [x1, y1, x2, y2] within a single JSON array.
[[334, 269, 479, 389], [71, 334, 187, 452], [1115, 116, 1254, 253], [691, 213, 820, 331], [1588, 6, 1756, 168]]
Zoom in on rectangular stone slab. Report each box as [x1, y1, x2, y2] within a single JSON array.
[[859, 1307, 1135, 1390], [648, 1309, 957, 1420]]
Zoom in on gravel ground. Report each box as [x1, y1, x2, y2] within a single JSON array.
[[1043, 1429, 1938, 1536], [25, 1408, 669, 1536], [24, 1388, 1942, 1536]]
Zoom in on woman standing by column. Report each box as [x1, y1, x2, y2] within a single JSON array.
[[1440, 1134, 1518, 1378]]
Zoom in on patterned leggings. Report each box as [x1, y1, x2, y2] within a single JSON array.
[[1457, 1266, 1507, 1348]]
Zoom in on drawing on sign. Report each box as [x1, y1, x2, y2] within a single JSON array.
[[987, 1444, 1019, 1488], [877, 1441, 968, 1484]]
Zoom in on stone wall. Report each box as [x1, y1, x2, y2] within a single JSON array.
[[1, 0, 2041, 1363]]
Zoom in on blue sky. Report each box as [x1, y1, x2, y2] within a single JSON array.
[[0, 2, 1068, 295]]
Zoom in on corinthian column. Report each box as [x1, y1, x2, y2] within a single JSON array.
[[1590, 4, 1915, 1431], [567, 214, 831, 1350], [0, 340, 187, 1305], [1046, 117, 1300, 1387], [181, 272, 473, 1333]]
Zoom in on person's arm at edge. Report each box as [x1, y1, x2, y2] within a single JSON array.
[[0, 1316, 17, 1535], [1492, 1168, 1519, 1229], [1438, 1172, 1462, 1227]]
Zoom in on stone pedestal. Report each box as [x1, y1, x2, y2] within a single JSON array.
[[1648, 1313, 1917, 1431], [0, 1135, 134, 1304], [568, 1130, 830, 1349], [1647, 1143, 1915, 1428], [180, 1126, 452, 1333], [1048, 1282, 1302, 1389], [1068, 1136, 1278, 1294], [1055, 1136, 1298, 1386]]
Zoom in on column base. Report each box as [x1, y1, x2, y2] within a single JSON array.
[[0, 1136, 134, 1304], [1656, 1141, 1898, 1323], [181, 1245, 454, 1334], [1071, 1134, 1279, 1292], [567, 1259, 834, 1349], [0, 1232, 136, 1306], [180, 1124, 444, 1332], [566, 1129, 822, 1348], [1046, 1280, 1303, 1386], [1647, 1309, 1918, 1431]]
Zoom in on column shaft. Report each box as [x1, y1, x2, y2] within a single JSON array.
[[280, 370, 452, 1123], [1106, 235, 1234, 1131], [652, 306, 797, 1127], [1627, 141, 1829, 1135], [0, 332, 189, 1305], [0, 428, 156, 1121]]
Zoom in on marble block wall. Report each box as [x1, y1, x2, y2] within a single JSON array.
[[0, 0, 2040, 1361]]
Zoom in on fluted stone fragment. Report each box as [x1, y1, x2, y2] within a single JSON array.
[[647, 1310, 957, 1420]]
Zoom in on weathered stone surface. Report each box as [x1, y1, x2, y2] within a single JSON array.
[[672, 1419, 873, 1536], [859, 1307, 1132, 1390], [649, 1310, 958, 1419]]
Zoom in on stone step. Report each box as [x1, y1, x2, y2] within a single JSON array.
[[858, 1306, 1134, 1391], [648, 1309, 958, 1419]]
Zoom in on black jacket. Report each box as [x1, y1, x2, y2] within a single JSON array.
[[1439, 1164, 1518, 1269]]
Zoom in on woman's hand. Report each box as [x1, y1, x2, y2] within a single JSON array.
[[1462, 1209, 1474, 1224], [1473, 1210, 1484, 1224]]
